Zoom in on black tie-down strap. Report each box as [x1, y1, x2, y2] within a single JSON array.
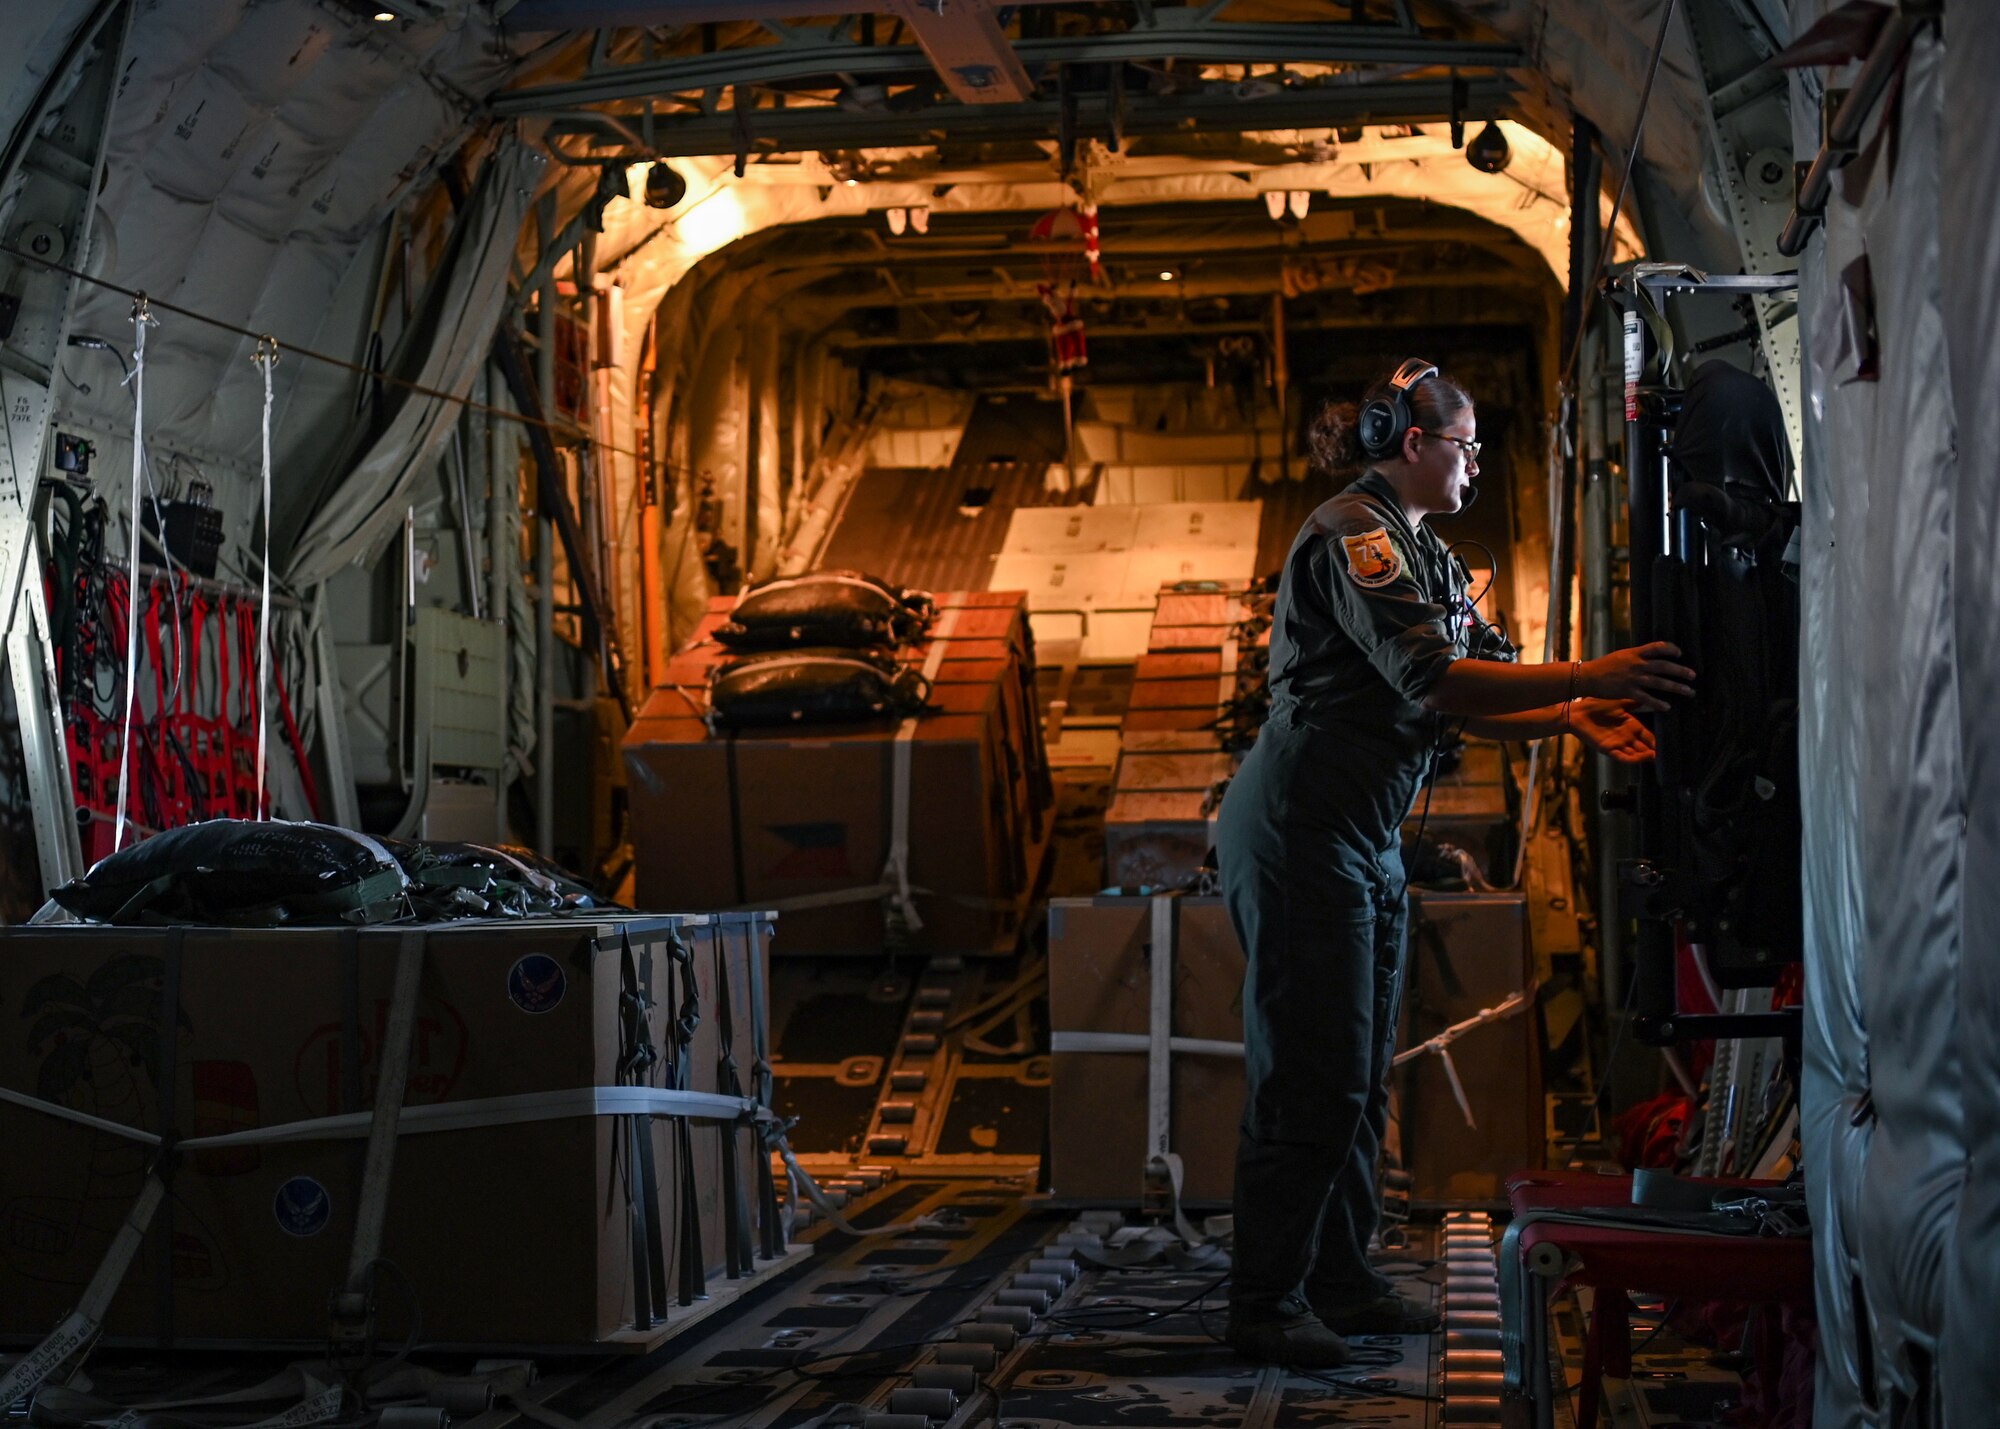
[[663, 927, 706, 1306], [615, 927, 670, 1330], [711, 921, 755, 1280], [739, 916, 784, 1262]]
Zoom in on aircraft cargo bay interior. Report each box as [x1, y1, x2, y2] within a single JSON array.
[[0, 2, 1990, 1427]]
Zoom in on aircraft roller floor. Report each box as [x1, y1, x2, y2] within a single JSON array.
[[478, 1177, 1447, 1429]]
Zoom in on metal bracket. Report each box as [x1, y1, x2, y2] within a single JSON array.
[[1678, 0, 1806, 462], [0, 0, 130, 894]]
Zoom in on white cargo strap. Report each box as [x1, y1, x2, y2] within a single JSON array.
[[0, 1082, 775, 1152], [767, 1134, 949, 1241], [738, 884, 1012, 914], [1140, 894, 1207, 1246], [0, 1173, 166, 1410], [340, 929, 427, 1311], [112, 297, 156, 853], [1390, 985, 1537, 1130], [881, 606, 960, 933], [1049, 1031, 1244, 1058], [1145, 894, 1174, 1176]]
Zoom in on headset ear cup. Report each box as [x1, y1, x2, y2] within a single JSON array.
[[1357, 393, 1409, 458]]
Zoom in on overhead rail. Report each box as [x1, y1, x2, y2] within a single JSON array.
[[491, 19, 1521, 113], [537, 75, 1518, 158], [1775, 3, 1926, 257]]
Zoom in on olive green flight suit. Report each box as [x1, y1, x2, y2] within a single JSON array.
[[1216, 469, 1468, 1316]]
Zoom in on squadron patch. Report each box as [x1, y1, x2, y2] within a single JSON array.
[[1340, 527, 1403, 589]]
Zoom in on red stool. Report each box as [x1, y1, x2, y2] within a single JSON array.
[[1500, 1172, 1814, 1429]]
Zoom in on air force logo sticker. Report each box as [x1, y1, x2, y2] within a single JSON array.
[[1340, 528, 1402, 589]]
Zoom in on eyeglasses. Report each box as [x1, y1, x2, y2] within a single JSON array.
[[1423, 431, 1481, 458]]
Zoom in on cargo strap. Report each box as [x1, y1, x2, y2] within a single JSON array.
[[1390, 985, 1537, 1130], [0, 1168, 171, 1413], [0, 1081, 776, 1151], [330, 928, 427, 1355], [882, 606, 961, 936], [1141, 894, 1206, 1247], [152, 929, 183, 1349], [761, 1127, 949, 1241], [663, 926, 707, 1307], [27, 1352, 533, 1427], [736, 914, 785, 1262], [615, 926, 671, 1330], [1049, 1032, 1244, 1058], [712, 920, 755, 1280]]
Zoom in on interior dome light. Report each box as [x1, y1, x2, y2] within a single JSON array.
[[644, 162, 687, 210], [1467, 121, 1512, 174], [1159, 270, 1175, 281]]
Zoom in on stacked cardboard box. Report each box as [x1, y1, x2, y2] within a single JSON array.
[[1105, 585, 1518, 888], [1044, 891, 1542, 1209], [0, 915, 790, 1350], [1417, 742, 1514, 879], [1102, 586, 1265, 888], [625, 591, 1054, 956]]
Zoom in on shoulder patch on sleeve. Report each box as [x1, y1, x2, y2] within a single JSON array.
[[1340, 527, 1403, 589]]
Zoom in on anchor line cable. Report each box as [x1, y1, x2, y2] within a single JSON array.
[[0, 239, 703, 486], [253, 337, 277, 819], [1556, 0, 1680, 395], [111, 297, 154, 851]]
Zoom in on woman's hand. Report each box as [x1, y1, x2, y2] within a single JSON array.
[[1567, 698, 1657, 764], [1581, 642, 1695, 712]]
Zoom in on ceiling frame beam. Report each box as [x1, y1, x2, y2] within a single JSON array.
[[492, 24, 1522, 113], [529, 75, 1517, 157]]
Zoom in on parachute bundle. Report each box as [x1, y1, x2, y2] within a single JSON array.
[[50, 820, 410, 926], [47, 820, 612, 927], [386, 838, 606, 919], [713, 571, 936, 651], [705, 647, 931, 731], [701, 571, 937, 730]]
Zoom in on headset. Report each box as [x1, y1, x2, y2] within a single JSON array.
[[1356, 357, 1440, 460]]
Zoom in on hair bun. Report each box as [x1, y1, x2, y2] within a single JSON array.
[[1309, 400, 1365, 472]]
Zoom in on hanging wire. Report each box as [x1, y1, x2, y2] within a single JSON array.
[[0, 237, 699, 486], [1556, 0, 1682, 394], [252, 335, 279, 820], [112, 295, 155, 852]]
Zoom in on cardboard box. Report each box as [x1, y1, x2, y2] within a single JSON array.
[[627, 593, 1051, 956], [0, 915, 779, 1350], [1397, 891, 1542, 1203], [1048, 892, 1544, 1210], [1415, 743, 1514, 877], [1097, 585, 1267, 889], [1046, 897, 1245, 1204]]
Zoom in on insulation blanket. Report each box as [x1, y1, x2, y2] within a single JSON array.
[[1794, 9, 1993, 1422]]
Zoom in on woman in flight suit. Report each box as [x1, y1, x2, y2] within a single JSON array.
[[1219, 359, 1692, 1367]]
